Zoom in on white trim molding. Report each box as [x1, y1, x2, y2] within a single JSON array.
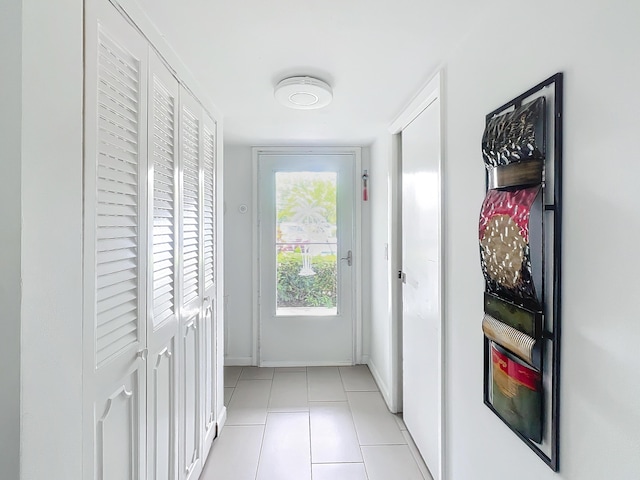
[[216, 406, 227, 434], [367, 358, 393, 412], [260, 360, 354, 368], [224, 356, 254, 366], [389, 71, 441, 134]]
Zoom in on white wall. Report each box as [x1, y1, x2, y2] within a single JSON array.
[[443, 1, 640, 478], [368, 0, 640, 478], [224, 145, 371, 366], [0, 1, 22, 477], [367, 135, 396, 407], [224, 145, 256, 364], [20, 1, 85, 479]]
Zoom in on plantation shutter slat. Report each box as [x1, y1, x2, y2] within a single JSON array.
[[203, 125, 215, 291], [182, 105, 200, 306], [151, 75, 177, 327], [97, 329, 138, 361], [97, 278, 138, 302], [97, 313, 138, 341], [98, 165, 138, 186], [99, 154, 137, 174], [95, 29, 141, 367], [97, 202, 138, 217]]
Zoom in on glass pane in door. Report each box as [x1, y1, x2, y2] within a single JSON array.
[[275, 172, 338, 316]]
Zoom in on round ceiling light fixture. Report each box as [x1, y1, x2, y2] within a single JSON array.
[[274, 76, 333, 110]]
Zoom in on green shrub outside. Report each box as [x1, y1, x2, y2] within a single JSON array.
[[277, 252, 337, 308]]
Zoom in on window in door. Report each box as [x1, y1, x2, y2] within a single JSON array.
[[275, 171, 338, 316]]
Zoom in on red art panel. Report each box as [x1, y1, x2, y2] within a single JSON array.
[[479, 186, 542, 308]]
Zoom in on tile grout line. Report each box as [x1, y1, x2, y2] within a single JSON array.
[[343, 367, 371, 479], [359, 444, 371, 480], [348, 378, 372, 480], [402, 430, 430, 480], [252, 369, 274, 480], [253, 416, 268, 480], [305, 367, 314, 480], [308, 395, 313, 480], [344, 368, 416, 479], [316, 366, 369, 479]]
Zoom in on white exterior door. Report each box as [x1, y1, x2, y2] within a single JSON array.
[[84, 2, 149, 478], [401, 97, 443, 480], [257, 151, 358, 366]]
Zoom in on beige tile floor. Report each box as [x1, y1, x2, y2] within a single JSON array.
[[202, 365, 434, 480]]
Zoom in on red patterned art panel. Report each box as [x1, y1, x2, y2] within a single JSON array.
[[479, 186, 542, 307]]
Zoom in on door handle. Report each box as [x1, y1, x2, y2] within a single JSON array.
[[186, 319, 197, 331], [341, 250, 352, 266], [204, 296, 213, 316], [136, 348, 148, 361]]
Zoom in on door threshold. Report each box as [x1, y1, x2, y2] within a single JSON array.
[[259, 360, 354, 368]]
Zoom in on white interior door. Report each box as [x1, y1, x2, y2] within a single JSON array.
[[147, 49, 180, 480], [200, 113, 218, 457], [257, 152, 357, 366], [179, 88, 203, 480], [401, 97, 443, 480], [84, 1, 148, 478], [85, 3, 222, 480]]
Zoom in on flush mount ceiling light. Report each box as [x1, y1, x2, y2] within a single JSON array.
[[274, 76, 333, 110]]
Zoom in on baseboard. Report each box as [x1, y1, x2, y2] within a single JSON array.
[[361, 354, 370, 364], [260, 360, 354, 367], [224, 356, 253, 366], [367, 358, 395, 412], [216, 405, 227, 434]]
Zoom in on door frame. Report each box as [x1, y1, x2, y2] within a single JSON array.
[[251, 146, 363, 366], [388, 71, 446, 479]]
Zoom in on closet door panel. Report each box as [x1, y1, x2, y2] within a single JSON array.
[[149, 343, 175, 480], [86, 4, 222, 480], [179, 89, 203, 480], [96, 372, 143, 480], [182, 316, 201, 479], [202, 121, 216, 296], [84, 1, 148, 478], [201, 300, 215, 454], [147, 50, 180, 480], [201, 114, 218, 457], [181, 97, 202, 312]]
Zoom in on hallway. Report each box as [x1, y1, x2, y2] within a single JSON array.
[[201, 366, 432, 480]]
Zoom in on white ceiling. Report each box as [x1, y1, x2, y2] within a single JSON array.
[[136, 0, 488, 146]]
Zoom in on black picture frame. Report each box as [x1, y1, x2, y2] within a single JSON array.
[[481, 73, 563, 471]]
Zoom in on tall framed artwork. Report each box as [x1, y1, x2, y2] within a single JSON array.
[[479, 73, 563, 471]]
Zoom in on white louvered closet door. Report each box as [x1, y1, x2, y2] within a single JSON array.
[[146, 50, 180, 480], [201, 112, 217, 458], [83, 1, 148, 479], [179, 88, 203, 480]]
